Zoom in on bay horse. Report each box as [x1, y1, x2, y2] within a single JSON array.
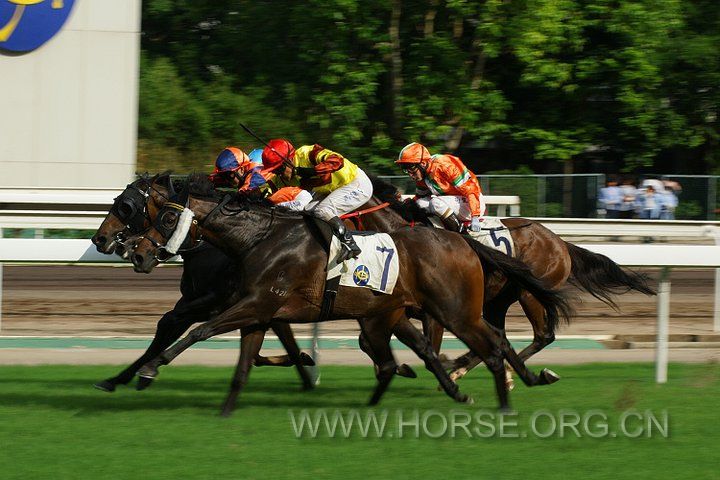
[[90, 173, 315, 393], [128, 174, 571, 415], [350, 176, 655, 381]]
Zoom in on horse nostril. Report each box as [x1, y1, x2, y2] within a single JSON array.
[[132, 254, 144, 266], [92, 235, 106, 246]]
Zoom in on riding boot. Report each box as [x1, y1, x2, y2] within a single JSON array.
[[327, 216, 361, 261], [440, 212, 462, 232]]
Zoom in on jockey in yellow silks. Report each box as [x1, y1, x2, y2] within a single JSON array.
[[261, 139, 373, 260]]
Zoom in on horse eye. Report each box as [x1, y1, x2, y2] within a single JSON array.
[[162, 212, 178, 227]]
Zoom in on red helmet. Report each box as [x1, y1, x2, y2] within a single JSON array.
[[261, 139, 295, 173]]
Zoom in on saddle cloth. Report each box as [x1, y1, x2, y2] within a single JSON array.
[[327, 233, 399, 295], [467, 217, 515, 257]]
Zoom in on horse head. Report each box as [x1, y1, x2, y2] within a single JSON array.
[[91, 172, 176, 255], [130, 173, 278, 273]]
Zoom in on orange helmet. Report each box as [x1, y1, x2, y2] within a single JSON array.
[[396, 142, 431, 165], [261, 139, 295, 173]]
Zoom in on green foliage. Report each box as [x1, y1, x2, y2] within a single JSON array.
[[674, 200, 703, 220], [136, 0, 720, 176]]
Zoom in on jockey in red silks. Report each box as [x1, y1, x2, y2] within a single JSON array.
[[210, 146, 312, 210], [395, 142, 485, 232], [261, 139, 373, 260]]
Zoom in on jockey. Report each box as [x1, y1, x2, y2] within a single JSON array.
[[395, 142, 485, 232], [210, 146, 311, 211], [208, 147, 265, 191], [262, 139, 373, 260], [247, 148, 264, 167]]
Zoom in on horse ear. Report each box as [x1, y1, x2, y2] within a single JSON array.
[[155, 173, 176, 196]]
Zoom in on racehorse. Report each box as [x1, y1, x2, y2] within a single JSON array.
[[90, 173, 315, 393], [350, 176, 655, 382], [127, 174, 571, 415]]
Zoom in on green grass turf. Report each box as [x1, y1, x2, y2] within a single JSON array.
[[0, 363, 717, 480]]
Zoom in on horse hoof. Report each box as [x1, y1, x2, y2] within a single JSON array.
[[449, 368, 468, 382], [300, 352, 316, 367], [541, 368, 561, 385], [456, 393, 474, 405], [93, 380, 116, 393], [396, 364, 417, 378], [136, 376, 155, 391], [137, 364, 158, 379]]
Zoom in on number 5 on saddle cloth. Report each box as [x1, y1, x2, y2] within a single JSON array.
[[427, 216, 515, 257]]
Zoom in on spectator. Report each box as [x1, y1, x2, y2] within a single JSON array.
[[636, 185, 664, 220], [660, 177, 681, 220], [598, 176, 623, 218], [619, 176, 637, 219]]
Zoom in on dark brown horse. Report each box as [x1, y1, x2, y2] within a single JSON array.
[[128, 174, 571, 415], [90, 173, 315, 393], [346, 177, 655, 382]]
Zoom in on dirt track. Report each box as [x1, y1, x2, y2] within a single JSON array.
[[0, 265, 716, 337]]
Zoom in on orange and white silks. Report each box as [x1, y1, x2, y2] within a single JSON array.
[[414, 154, 484, 217]]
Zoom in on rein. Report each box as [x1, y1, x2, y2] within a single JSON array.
[[340, 202, 390, 230]]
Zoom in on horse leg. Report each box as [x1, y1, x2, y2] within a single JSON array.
[[421, 313, 445, 357], [271, 321, 315, 390], [254, 323, 315, 368], [95, 307, 196, 392], [516, 293, 555, 361], [359, 316, 398, 406], [491, 323, 560, 387], [446, 322, 510, 410], [392, 318, 471, 404], [220, 326, 266, 417], [137, 302, 259, 382], [358, 329, 417, 379], [448, 282, 517, 386]]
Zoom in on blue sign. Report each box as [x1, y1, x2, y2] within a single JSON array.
[[0, 0, 75, 53], [353, 265, 370, 287]]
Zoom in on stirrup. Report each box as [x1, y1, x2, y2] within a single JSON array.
[[338, 238, 361, 261]]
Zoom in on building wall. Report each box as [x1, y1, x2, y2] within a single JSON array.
[[0, 0, 140, 188]]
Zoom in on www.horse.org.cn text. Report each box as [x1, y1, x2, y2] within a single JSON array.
[[288, 409, 670, 440]]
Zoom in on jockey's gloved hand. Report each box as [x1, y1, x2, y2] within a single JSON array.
[[296, 167, 316, 178], [470, 216, 482, 232]]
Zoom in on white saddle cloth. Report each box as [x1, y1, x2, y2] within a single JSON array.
[[466, 217, 515, 257], [327, 233, 399, 295]]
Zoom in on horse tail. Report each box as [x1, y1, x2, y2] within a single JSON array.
[[565, 242, 656, 309], [462, 236, 573, 335]]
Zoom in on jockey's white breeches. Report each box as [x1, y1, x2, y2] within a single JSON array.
[[276, 189, 313, 211], [415, 195, 485, 222], [305, 169, 373, 221]]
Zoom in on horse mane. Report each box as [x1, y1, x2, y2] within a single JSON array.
[[368, 175, 430, 224], [183, 173, 306, 218], [185, 172, 223, 200]]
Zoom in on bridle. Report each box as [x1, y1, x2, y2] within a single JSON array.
[[142, 194, 278, 262], [109, 175, 174, 249], [141, 200, 203, 261]]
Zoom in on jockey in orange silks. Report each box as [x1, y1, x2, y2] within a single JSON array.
[[396, 142, 485, 232]]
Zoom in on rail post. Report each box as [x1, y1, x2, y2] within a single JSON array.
[[655, 267, 671, 383]]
